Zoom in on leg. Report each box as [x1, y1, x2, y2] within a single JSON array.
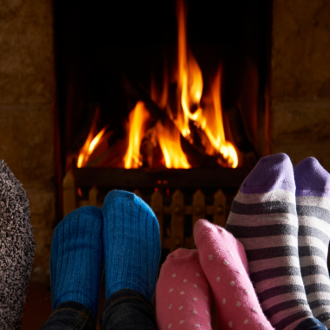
[[41, 205, 104, 330], [40, 301, 96, 330], [100, 190, 161, 329], [226, 153, 327, 330], [0, 160, 35, 330], [295, 157, 330, 327], [100, 289, 157, 330]]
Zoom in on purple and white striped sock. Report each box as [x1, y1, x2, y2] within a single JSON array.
[[295, 157, 330, 329], [226, 153, 327, 330]]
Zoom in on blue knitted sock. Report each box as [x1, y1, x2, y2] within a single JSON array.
[[102, 190, 161, 302], [50, 206, 104, 317]]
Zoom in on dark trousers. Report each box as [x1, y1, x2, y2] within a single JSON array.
[[40, 289, 158, 330]]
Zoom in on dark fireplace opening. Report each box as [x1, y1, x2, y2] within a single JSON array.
[[54, 0, 272, 175]]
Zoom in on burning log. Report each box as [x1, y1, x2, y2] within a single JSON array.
[[122, 74, 168, 126], [180, 135, 219, 168], [86, 137, 127, 168], [122, 74, 220, 168]]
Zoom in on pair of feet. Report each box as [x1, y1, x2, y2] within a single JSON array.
[[226, 154, 330, 330], [50, 190, 161, 318], [156, 220, 274, 330]]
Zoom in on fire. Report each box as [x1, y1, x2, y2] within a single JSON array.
[[156, 121, 190, 169], [123, 101, 150, 168], [164, 0, 238, 168], [77, 109, 108, 168], [203, 66, 238, 168], [76, 0, 239, 169]]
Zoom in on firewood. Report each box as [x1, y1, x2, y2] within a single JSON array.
[[85, 137, 127, 167], [180, 135, 219, 168], [122, 74, 227, 168]]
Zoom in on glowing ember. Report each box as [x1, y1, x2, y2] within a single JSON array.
[[123, 101, 150, 168]]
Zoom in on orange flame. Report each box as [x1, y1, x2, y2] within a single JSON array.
[[168, 0, 238, 168], [124, 101, 150, 168], [204, 66, 238, 168], [76, 0, 238, 170], [176, 0, 204, 137], [77, 109, 108, 168], [156, 121, 190, 169]]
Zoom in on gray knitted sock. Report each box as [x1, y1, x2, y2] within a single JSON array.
[[0, 160, 35, 330]]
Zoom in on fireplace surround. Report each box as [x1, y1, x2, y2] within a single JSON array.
[[0, 0, 330, 283]]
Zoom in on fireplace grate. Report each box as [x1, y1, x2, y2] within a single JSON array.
[[62, 167, 250, 251]]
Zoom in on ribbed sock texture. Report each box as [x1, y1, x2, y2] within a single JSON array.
[[0, 160, 35, 330], [101, 190, 161, 302], [156, 248, 212, 330], [295, 157, 330, 328], [50, 206, 104, 317], [195, 219, 274, 330], [226, 153, 327, 330]]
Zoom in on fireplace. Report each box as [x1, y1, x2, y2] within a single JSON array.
[[54, 0, 271, 176], [2, 0, 330, 283], [54, 0, 272, 257]]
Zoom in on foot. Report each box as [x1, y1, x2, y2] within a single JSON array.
[[226, 153, 327, 330], [156, 248, 212, 330], [50, 206, 104, 318], [295, 157, 330, 328], [195, 219, 273, 329], [101, 190, 161, 302]]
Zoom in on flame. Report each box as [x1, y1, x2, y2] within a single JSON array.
[[77, 109, 108, 168], [176, 0, 204, 137], [76, 0, 239, 170], [124, 101, 150, 168], [170, 0, 238, 168], [156, 121, 190, 169], [203, 67, 238, 168]]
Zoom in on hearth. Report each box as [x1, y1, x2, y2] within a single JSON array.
[[54, 0, 272, 234]]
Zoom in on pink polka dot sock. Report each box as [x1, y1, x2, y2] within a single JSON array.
[[194, 219, 274, 330], [156, 248, 212, 330]]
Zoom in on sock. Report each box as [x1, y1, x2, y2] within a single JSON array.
[[156, 248, 212, 330], [101, 190, 161, 302], [295, 157, 330, 328], [225, 153, 327, 330], [194, 219, 274, 329], [50, 206, 104, 317], [0, 160, 35, 330]]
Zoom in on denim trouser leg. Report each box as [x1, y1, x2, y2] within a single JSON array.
[[40, 289, 157, 330], [40, 301, 96, 330], [100, 289, 158, 330]]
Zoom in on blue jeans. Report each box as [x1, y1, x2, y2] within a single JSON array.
[[40, 289, 158, 330]]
